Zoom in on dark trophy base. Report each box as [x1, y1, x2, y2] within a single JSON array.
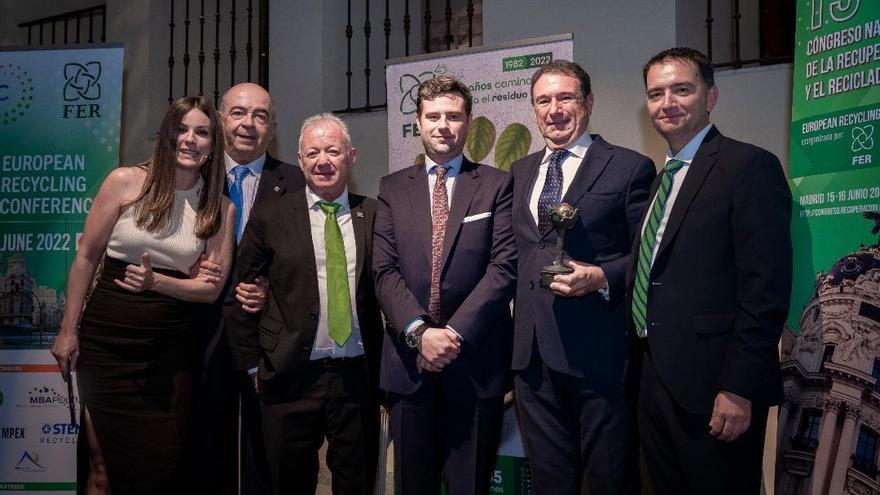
[[540, 264, 573, 289]]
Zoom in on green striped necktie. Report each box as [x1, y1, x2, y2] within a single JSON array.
[[319, 201, 352, 347], [632, 159, 685, 337]]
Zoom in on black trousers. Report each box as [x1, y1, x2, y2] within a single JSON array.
[[638, 351, 768, 495], [514, 357, 637, 495], [388, 370, 504, 495], [260, 357, 379, 495]]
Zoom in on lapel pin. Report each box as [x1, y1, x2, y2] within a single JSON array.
[[356, 211, 364, 218], [273, 186, 280, 192]]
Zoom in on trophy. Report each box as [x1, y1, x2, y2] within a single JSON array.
[[540, 203, 579, 289]]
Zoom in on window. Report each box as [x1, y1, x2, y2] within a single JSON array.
[[873, 358, 880, 393], [792, 409, 822, 452], [853, 427, 879, 477], [820, 345, 835, 372]]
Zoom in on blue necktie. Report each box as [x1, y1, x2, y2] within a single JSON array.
[[229, 165, 252, 244], [537, 149, 569, 233]]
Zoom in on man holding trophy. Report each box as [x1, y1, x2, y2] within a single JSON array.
[[509, 60, 656, 495]]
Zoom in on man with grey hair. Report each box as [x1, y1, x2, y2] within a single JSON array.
[[226, 113, 383, 495]]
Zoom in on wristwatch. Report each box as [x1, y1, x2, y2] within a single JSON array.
[[405, 322, 430, 349]]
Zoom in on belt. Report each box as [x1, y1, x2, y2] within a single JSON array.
[[307, 355, 366, 368]]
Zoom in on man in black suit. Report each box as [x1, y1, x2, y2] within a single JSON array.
[[189, 82, 302, 494], [226, 113, 382, 495], [631, 47, 791, 493], [509, 60, 655, 495], [373, 75, 516, 494]]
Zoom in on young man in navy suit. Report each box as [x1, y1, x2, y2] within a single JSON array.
[[509, 60, 655, 495], [632, 47, 791, 494], [373, 75, 516, 495]]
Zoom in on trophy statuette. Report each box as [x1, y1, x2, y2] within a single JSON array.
[[540, 203, 579, 289]]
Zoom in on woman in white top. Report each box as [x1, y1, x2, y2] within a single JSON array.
[[51, 96, 235, 495]]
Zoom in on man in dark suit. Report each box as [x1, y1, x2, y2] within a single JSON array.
[[373, 75, 516, 494], [631, 47, 791, 493], [509, 60, 655, 495], [226, 113, 382, 495], [189, 82, 302, 494]]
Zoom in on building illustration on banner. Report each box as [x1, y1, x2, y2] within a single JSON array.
[[778, 214, 880, 494], [0, 254, 63, 349]]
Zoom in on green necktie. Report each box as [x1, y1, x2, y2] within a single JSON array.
[[319, 201, 352, 347], [632, 159, 685, 337]]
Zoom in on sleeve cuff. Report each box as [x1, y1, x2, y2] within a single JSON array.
[[404, 317, 425, 335]]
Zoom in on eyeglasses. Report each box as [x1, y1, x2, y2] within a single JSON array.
[[533, 94, 582, 109], [226, 108, 271, 125]]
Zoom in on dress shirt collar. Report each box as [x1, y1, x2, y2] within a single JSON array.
[[665, 124, 714, 164], [424, 153, 464, 175], [306, 184, 350, 212], [224, 152, 267, 175], [541, 131, 593, 164]]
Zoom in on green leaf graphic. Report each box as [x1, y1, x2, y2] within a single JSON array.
[[465, 116, 496, 163], [414, 153, 425, 166], [494, 123, 531, 171]]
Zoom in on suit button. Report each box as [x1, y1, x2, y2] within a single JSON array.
[[309, 311, 318, 320], [529, 281, 534, 290], [538, 242, 545, 249]]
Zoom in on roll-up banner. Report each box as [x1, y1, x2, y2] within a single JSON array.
[[385, 34, 573, 494], [789, 3, 880, 333], [0, 44, 123, 493]]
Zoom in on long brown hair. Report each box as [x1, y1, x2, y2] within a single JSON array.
[[133, 96, 225, 239]]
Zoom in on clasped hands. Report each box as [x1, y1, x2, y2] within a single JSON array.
[[549, 258, 607, 297], [113, 252, 269, 312], [416, 327, 461, 373]]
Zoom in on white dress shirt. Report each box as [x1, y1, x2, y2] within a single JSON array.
[[527, 132, 593, 224], [224, 152, 266, 240], [305, 186, 364, 359]]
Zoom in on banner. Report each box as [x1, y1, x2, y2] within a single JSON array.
[[386, 34, 573, 174], [386, 35, 573, 495], [788, 2, 880, 332], [0, 45, 123, 493]]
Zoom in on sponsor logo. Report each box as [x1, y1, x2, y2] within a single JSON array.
[[14, 451, 46, 473], [0, 426, 25, 439], [398, 64, 447, 115], [0, 64, 34, 126], [40, 423, 78, 445], [20, 386, 77, 408], [62, 61, 103, 119]]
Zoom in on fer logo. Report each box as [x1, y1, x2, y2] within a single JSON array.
[[398, 64, 447, 115], [63, 61, 101, 101]]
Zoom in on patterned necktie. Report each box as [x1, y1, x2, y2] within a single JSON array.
[[229, 165, 252, 244], [537, 149, 570, 232], [632, 159, 686, 337], [428, 165, 449, 324], [319, 201, 352, 347]]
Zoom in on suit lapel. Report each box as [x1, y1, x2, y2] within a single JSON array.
[[290, 188, 318, 279], [440, 159, 479, 271], [255, 154, 289, 203], [406, 164, 433, 261], [561, 134, 613, 205], [349, 193, 367, 288], [654, 127, 722, 262], [520, 153, 542, 239]]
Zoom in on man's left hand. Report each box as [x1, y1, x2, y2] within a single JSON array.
[[236, 276, 269, 313], [709, 390, 752, 442], [549, 259, 607, 297]]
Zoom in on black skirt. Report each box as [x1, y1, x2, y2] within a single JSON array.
[[76, 256, 195, 494]]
